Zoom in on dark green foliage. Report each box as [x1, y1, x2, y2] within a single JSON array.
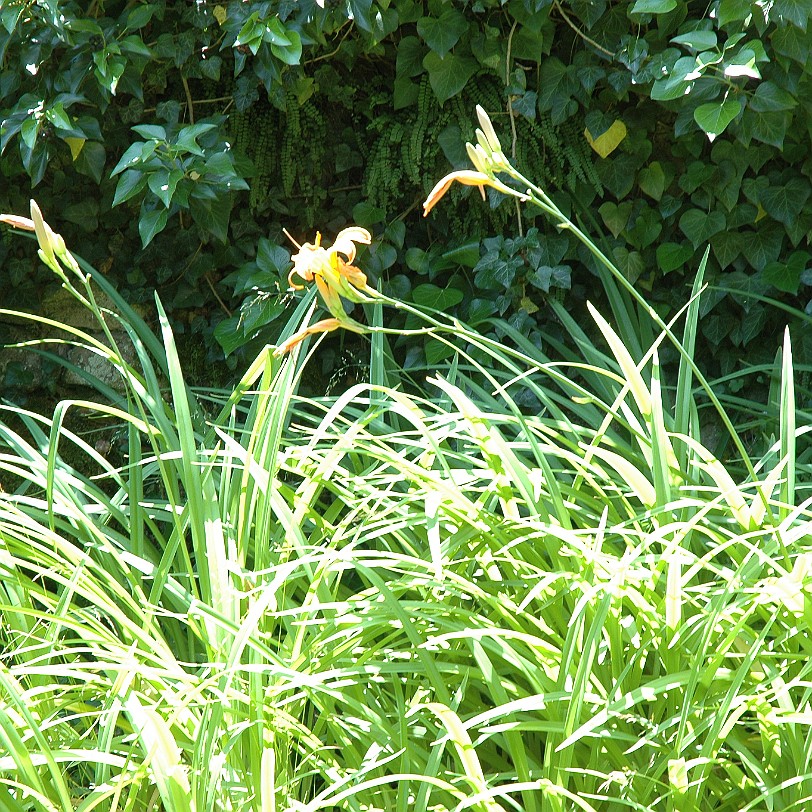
[[2, 0, 812, 390]]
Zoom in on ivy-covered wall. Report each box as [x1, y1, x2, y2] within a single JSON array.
[[1, 0, 811, 389]]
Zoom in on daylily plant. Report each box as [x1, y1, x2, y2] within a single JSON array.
[[0, 199, 82, 280], [423, 105, 529, 217], [274, 226, 379, 355]]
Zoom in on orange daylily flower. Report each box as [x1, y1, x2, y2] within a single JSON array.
[[0, 213, 35, 231], [422, 170, 520, 217], [275, 226, 377, 355], [287, 226, 372, 298], [272, 318, 342, 356]]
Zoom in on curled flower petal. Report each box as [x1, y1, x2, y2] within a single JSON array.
[[424, 170, 517, 216], [273, 318, 342, 356], [331, 226, 371, 263], [0, 213, 35, 231]]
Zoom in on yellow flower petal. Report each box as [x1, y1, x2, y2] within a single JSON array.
[[422, 171, 493, 216], [273, 318, 342, 356], [0, 213, 35, 231]]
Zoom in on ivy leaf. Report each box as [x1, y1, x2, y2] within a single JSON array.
[[760, 178, 810, 226], [724, 270, 770, 311], [529, 265, 571, 292], [348, 0, 374, 32], [412, 283, 464, 310], [423, 51, 477, 103], [718, 0, 752, 26], [396, 35, 424, 78], [599, 201, 632, 237], [538, 58, 579, 123], [190, 193, 233, 243], [739, 108, 792, 148], [671, 30, 717, 50], [627, 207, 662, 249], [474, 252, 521, 290], [656, 242, 694, 273], [772, 25, 808, 63], [711, 231, 742, 269], [749, 81, 797, 112], [596, 152, 639, 199], [113, 169, 147, 206], [511, 90, 538, 121], [702, 314, 735, 346], [138, 205, 169, 247], [651, 56, 697, 100], [740, 224, 784, 271], [74, 141, 106, 183], [631, 0, 677, 12], [773, 0, 810, 31], [694, 98, 742, 137], [679, 209, 726, 247], [639, 162, 666, 200], [612, 247, 645, 283], [734, 307, 769, 346], [762, 253, 809, 294], [417, 8, 468, 58]]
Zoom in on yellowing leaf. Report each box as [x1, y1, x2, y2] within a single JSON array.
[[755, 203, 768, 223], [64, 137, 85, 160], [584, 119, 627, 158], [213, 5, 227, 25]]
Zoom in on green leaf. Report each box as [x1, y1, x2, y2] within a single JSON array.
[[396, 35, 425, 78], [113, 169, 148, 206], [132, 124, 167, 141], [749, 81, 797, 112], [189, 194, 233, 243], [631, 0, 677, 12], [760, 179, 811, 226], [138, 205, 169, 247], [393, 77, 419, 109], [348, 0, 374, 32], [596, 152, 639, 199], [529, 265, 571, 292], [772, 25, 808, 63], [20, 118, 38, 150], [442, 242, 480, 268], [711, 231, 742, 269], [125, 3, 158, 29], [627, 206, 662, 249], [74, 141, 106, 183], [656, 242, 694, 273], [638, 162, 666, 200], [538, 58, 579, 123], [718, 0, 752, 26], [651, 56, 698, 101], [412, 283, 464, 310], [773, 0, 810, 31], [417, 8, 468, 58], [422, 52, 477, 104], [679, 209, 726, 248], [762, 256, 807, 294], [671, 30, 718, 50], [474, 252, 522, 290], [740, 224, 784, 271], [739, 108, 792, 148], [148, 168, 184, 208], [270, 28, 302, 66], [612, 247, 646, 283], [111, 142, 143, 175], [175, 123, 217, 155], [599, 201, 632, 237], [694, 98, 742, 137]]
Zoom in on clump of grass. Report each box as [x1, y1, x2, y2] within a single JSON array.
[[0, 162, 810, 812]]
